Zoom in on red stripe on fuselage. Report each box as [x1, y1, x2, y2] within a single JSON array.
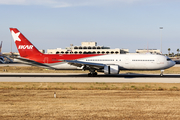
[[26, 54, 104, 64]]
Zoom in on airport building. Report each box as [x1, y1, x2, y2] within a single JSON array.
[[47, 42, 129, 54], [136, 49, 161, 54], [39, 50, 45, 54]]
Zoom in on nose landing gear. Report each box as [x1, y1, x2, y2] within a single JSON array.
[[160, 70, 164, 77]]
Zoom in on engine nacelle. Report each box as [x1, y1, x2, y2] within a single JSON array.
[[104, 65, 120, 75], [0, 57, 4, 61], [0, 57, 5, 63]]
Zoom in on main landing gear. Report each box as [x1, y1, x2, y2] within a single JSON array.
[[160, 70, 164, 77], [88, 72, 97, 77], [88, 69, 98, 77]]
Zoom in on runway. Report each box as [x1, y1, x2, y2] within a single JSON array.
[[1, 63, 180, 83], [0, 73, 180, 83]]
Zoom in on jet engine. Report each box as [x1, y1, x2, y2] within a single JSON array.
[[104, 65, 120, 75], [0, 57, 4, 63]]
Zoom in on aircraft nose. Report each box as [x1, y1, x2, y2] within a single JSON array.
[[171, 61, 176, 67]]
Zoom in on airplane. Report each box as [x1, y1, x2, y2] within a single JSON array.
[[10, 28, 175, 76], [0, 41, 5, 63], [0, 41, 13, 64]]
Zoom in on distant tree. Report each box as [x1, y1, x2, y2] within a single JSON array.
[[168, 48, 171, 56], [177, 49, 179, 56]]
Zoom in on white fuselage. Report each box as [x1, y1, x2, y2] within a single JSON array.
[[51, 54, 175, 70]]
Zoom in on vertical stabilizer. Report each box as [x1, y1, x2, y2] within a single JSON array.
[[10, 28, 42, 57]]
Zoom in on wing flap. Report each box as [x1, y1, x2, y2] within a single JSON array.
[[65, 60, 105, 69]]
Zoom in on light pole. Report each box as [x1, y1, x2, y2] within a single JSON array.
[[159, 27, 163, 54], [70, 44, 73, 54]]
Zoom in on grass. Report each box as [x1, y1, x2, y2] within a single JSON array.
[[1, 83, 180, 119], [1, 66, 180, 119], [1, 89, 180, 119], [1, 82, 180, 91], [0, 66, 89, 73]]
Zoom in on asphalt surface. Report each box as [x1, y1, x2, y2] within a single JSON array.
[[1, 63, 180, 83], [0, 73, 180, 83]]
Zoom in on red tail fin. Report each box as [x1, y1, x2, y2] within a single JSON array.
[[10, 28, 42, 57]]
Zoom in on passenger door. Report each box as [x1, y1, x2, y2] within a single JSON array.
[[44, 57, 49, 63]]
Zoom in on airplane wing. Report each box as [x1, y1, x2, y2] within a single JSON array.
[[64, 60, 105, 70], [14, 57, 55, 69]]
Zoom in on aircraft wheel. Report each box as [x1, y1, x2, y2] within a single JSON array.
[[93, 72, 97, 76], [88, 72, 97, 77], [88, 73, 92, 77], [160, 70, 164, 77]]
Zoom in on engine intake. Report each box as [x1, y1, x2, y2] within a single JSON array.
[[104, 65, 120, 75]]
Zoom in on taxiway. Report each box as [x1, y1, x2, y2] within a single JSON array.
[[0, 73, 180, 83]]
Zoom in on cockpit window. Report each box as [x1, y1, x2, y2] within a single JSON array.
[[167, 58, 171, 61]]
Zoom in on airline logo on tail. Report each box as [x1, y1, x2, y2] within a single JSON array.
[[10, 28, 42, 57], [18, 45, 33, 49], [11, 30, 21, 42], [10, 29, 34, 50]]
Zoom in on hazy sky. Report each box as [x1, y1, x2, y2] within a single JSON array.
[[1, 0, 180, 53]]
